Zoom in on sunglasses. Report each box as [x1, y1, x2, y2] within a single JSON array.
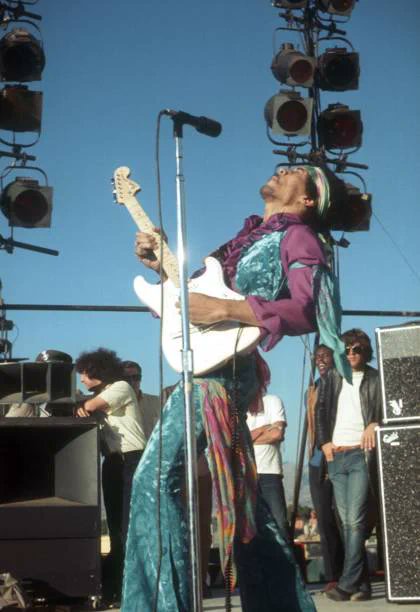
[[345, 345, 363, 355]]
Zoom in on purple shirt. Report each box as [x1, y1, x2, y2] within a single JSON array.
[[214, 213, 326, 351]]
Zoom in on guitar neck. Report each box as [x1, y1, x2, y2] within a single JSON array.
[[124, 196, 179, 286]]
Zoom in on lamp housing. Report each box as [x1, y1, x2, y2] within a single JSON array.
[[265, 91, 313, 136], [318, 48, 359, 91], [317, 103, 362, 150], [317, 0, 355, 16], [326, 183, 372, 231], [0, 177, 53, 228], [271, 43, 316, 88], [0, 85, 42, 132], [272, 1, 308, 8], [0, 28, 45, 82]]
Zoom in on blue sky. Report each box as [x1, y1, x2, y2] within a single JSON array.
[[1, 0, 419, 463]]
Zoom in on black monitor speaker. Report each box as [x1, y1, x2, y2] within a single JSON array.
[[376, 322, 420, 423], [376, 424, 420, 603], [0, 361, 76, 404], [0, 418, 101, 599]]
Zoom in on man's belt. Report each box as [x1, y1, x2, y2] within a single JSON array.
[[334, 444, 361, 453]]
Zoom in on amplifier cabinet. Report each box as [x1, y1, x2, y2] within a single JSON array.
[[376, 424, 420, 603], [0, 361, 76, 405], [375, 322, 420, 423], [0, 418, 101, 599]]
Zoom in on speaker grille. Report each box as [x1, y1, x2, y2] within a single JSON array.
[[377, 425, 420, 602], [376, 323, 420, 423]]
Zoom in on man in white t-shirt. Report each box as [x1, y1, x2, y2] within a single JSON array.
[[316, 329, 381, 603], [76, 348, 146, 604], [247, 393, 289, 534]]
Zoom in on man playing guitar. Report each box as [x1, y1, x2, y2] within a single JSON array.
[[122, 165, 350, 612]]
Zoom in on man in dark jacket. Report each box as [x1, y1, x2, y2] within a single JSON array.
[[307, 344, 344, 591], [316, 329, 381, 602]]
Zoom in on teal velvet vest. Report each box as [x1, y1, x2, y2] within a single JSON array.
[[235, 231, 285, 300]]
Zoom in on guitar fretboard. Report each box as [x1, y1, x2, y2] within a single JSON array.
[[124, 196, 180, 287]]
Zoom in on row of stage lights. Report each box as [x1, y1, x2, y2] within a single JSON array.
[[266, 43, 361, 148], [264, 0, 372, 233], [0, 1, 52, 239]]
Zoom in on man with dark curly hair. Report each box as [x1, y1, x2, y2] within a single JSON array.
[[75, 347, 146, 604], [316, 329, 381, 602]]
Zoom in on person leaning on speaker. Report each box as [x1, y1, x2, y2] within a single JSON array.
[[316, 329, 382, 602], [75, 347, 147, 605]]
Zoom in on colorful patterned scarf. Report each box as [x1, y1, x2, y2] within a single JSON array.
[[197, 377, 259, 588]]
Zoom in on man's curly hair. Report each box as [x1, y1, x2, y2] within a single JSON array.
[[341, 328, 373, 362], [75, 347, 124, 383]]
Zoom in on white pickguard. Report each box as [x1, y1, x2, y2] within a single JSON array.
[[113, 166, 261, 375], [134, 256, 261, 375]]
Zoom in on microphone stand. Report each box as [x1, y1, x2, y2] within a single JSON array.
[[172, 117, 203, 612]]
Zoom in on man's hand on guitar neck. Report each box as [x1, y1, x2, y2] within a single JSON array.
[[135, 229, 167, 279], [187, 292, 259, 327], [135, 228, 260, 328]]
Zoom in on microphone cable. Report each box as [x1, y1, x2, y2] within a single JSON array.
[[151, 109, 168, 612]]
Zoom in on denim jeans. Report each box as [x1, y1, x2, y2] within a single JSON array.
[[309, 463, 344, 581], [259, 473, 289, 536], [327, 449, 370, 594]]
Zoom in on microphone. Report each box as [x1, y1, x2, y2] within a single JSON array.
[[163, 109, 222, 138]]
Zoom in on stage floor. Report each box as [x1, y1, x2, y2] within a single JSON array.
[[98, 581, 419, 611], [201, 581, 420, 611], [22, 580, 419, 610]]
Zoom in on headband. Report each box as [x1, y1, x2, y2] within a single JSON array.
[[302, 165, 331, 219]]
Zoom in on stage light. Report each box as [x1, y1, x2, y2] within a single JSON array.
[[0, 85, 42, 132], [344, 185, 372, 231], [317, 103, 362, 149], [272, 1, 308, 8], [264, 91, 313, 136], [317, 0, 355, 16], [0, 177, 53, 228], [271, 43, 316, 88], [326, 183, 372, 231], [0, 28, 45, 82], [318, 48, 359, 91]]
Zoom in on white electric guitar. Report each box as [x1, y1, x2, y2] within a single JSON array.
[[112, 166, 261, 375]]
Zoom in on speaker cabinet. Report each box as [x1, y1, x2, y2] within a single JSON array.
[[0, 418, 101, 599], [376, 424, 420, 603], [375, 322, 420, 423], [0, 361, 76, 405]]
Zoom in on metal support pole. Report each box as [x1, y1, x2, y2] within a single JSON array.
[[172, 119, 202, 611]]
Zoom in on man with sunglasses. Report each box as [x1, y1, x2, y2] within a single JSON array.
[[122, 360, 160, 440], [316, 329, 381, 602]]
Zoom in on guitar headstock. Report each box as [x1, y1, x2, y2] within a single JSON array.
[[112, 166, 141, 205]]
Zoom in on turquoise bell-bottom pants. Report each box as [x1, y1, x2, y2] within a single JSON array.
[[121, 378, 315, 612]]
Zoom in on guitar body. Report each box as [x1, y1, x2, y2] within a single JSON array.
[[113, 166, 261, 375], [134, 256, 261, 375]]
